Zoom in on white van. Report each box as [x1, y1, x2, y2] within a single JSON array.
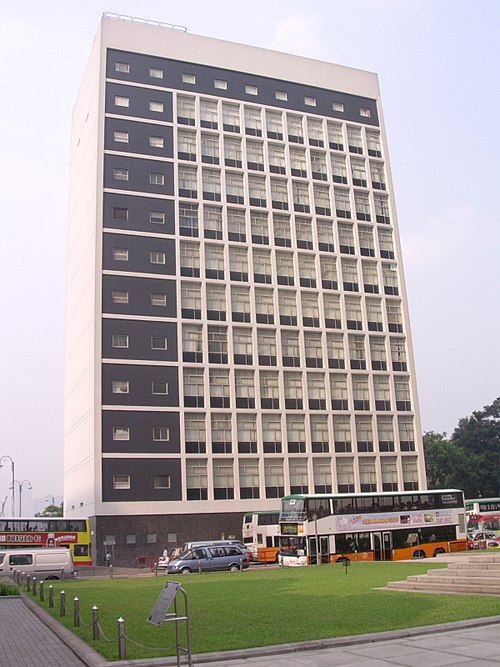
[[0, 548, 74, 579]]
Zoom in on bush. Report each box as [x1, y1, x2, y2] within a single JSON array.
[[0, 577, 19, 596]]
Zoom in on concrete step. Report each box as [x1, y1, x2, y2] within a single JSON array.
[[387, 580, 500, 595], [407, 573, 500, 586], [447, 563, 500, 573]]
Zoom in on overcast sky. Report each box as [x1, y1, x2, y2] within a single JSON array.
[[0, 0, 498, 510]]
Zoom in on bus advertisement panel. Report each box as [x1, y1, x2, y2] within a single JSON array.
[[242, 511, 280, 562], [279, 490, 467, 566], [0, 518, 92, 566]]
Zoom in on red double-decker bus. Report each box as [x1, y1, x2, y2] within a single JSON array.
[[0, 517, 92, 565]]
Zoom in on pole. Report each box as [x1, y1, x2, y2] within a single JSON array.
[[10, 460, 14, 517]]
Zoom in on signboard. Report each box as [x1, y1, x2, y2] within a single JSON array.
[[148, 582, 181, 625], [335, 510, 453, 533], [0, 532, 78, 547]]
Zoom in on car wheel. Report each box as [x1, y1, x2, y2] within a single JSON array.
[[229, 563, 240, 572], [180, 567, 191, 574]]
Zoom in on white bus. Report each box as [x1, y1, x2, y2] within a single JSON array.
[[279, 489, 467, 566], [242, 511, 280, 563]]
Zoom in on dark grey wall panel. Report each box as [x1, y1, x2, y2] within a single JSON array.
[[102, 233, 176, 275], [105, 118, 173, 158], [102, 410, 180, 454], [103, 193, 175, 235], [105, 81, 173, 122], [102, 275, 177, 317], [102, 363, 179, 407], [102, 318, 178, 361], [104, 154, 174, 196], [102, 458, 182, 502], [106, 48, 379, 126]]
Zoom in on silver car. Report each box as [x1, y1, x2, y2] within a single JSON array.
[[167, 545, 249, 574]]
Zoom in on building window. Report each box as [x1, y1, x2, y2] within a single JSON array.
[[149, 136, 164, 149], [126, 534, 137, 544], [112, 334, 129, 348], [332, 102, 344, 112], [149, 101, 164, 113], [150, 251, 165, 264], [152, 381, 168, 395], [304, 96, 317, 107], [112, 427, 130, 441], [113, 131, 129, 144], [112, 380, 129, 394], [115, 62, 130, 73], [214, 79, 227, 90], [149, 67, 163, 79], [239, 460, 260, 499], [245, 85, 258, 95], [113, 475, 130, 490], [186, 460, 208, 500], [275, 90, 288, 101], [112, 290, 128, 304], [150, 172, 165, 185], [153, 475, 171, 489], [151, 337, 167, 350], [113, 168, 129, 181], [114, 96, 129, 108], [147, 533, 158, 544], [182, 73, 196, 84], [113, 207, 128, 220], [112, 247, 128, 261], [150, 211, 165, 224], [360, 107, 371, 118], [200, 99, 218, 129], [151, 293, 167, 307]]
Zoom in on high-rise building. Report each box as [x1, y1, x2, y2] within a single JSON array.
[[64, 13, 426, 566]]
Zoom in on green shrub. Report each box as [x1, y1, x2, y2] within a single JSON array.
[[0, 577, 19, 596]]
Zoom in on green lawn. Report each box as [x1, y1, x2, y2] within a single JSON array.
[[30, 562, 500, 661]]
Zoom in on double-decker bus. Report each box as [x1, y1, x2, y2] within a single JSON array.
[[279, 489, 467, 566], [0, 518, 92, 566], [465, 498, 500, 536], [242, 511, 280, 563]]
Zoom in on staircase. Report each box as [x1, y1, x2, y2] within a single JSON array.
[[386, 553, 500, 595]]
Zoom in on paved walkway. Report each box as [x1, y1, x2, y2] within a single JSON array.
[[2, 595, 500, 666]]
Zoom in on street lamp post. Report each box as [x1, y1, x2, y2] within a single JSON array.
[[11, 480, 32, 517], [0, 455, 15, 517], [45, 494, 55, 507]]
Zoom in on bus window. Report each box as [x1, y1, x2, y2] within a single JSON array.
[[307, 498, 330, 518]]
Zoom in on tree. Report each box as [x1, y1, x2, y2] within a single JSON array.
[[423, 431, 476, 493], [35, 502, 63, 517], [423, 398, 500, 498]]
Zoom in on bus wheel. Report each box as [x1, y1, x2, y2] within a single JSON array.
[[432, 548, 445, 557], [412, 550, 425, 559]]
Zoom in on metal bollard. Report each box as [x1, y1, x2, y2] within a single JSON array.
[[32, 577, 37, 596], [73, 597, 80, 627], [48, 584, 54, 608], [26, 575, 31, 592], [60, 590, 66, 617], [117, 617, 126, 659], [92, 606, 100, 641], [109, 564, 113, 579], [39, 581, 44, 602]]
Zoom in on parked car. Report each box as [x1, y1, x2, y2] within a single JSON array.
[[470, 531, 497, 542], [167, 544, 250, 574], [467, 532, 500, 550]]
